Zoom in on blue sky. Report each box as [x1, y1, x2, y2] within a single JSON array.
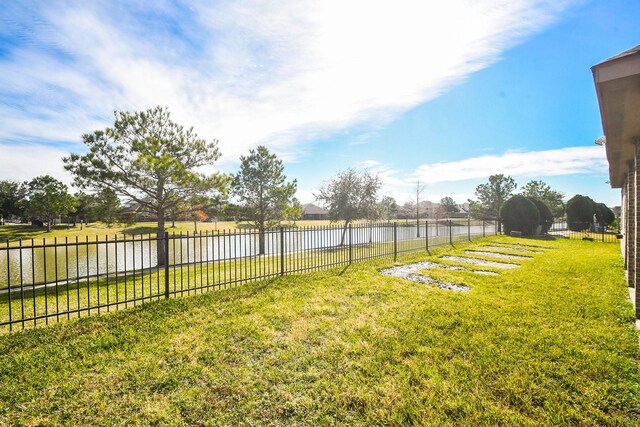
[[0, 0, 638, 207]]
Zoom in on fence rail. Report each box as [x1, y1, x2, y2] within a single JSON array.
[[547, 219, 620, 243], [0, 220, 496, 331]]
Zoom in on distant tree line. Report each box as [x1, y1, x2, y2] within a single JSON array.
[[1, 107, 467, 238], [1, 107, 617, 249], [467, 174, 615, 235]]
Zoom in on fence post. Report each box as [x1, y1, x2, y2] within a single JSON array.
[[425, 220, 429, 252], [449, 220, 453, 246], [348, 224, 353, 264], [482, 221, 485, 238], [468, 216, 471, 241], [393, 222, 398, 262], [280, 226, 285, 275], [164, 232, 170, 299]]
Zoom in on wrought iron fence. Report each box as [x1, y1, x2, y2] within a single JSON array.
[[547, 218, 620, 243], [0, 219, 496, 332]]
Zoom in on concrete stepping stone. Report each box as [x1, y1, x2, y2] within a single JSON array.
[[464, 250, 531, 260], [397, 273, 470, 292], [480, 245, 544, 254], [436, 264, 499, 276], [380, 261, 497, 276], [440, 256, 519, 269], [379, 262, 470, 291], [491, 242, 551, 250]]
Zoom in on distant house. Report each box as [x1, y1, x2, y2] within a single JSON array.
[[120, 199, 156, 221], [302, 203, 329, 220], [450, 203, 470, 219]]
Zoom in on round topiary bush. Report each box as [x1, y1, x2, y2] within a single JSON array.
[[527, 197, 553, 234], [500, 195, 540, 236], [595, 202, 615, 227], [566, 195, 595, 231]]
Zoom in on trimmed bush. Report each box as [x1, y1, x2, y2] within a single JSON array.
[[527, 197, 553, 234], [595, 203, 615, 227], [500, 195, 540, 236], [566, 195, 596, 231]]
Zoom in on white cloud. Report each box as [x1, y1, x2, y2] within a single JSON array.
[[0, 143, 75, 186], [413, 146, 608, 184], [295, 188, 317, 205], [356, 146, 607, 203], [0, 0, 578, 167]]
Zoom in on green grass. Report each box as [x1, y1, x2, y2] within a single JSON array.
[[0, 236, 638, 425], [0, 235, 455, 328]]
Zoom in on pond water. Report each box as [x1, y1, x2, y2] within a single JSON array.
[[0, 223, 494, 287]]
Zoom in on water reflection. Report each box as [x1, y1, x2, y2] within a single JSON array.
[[0, 224, 494, 287]]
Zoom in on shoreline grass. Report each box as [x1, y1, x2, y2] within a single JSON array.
[[0, 219, 488, 246], [0, 236, 638, 425]]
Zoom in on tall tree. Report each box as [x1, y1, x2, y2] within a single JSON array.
[[315, 169, 381, 245], [378, 196, 398, 221], [520, 180, 565, 217], [188, 209, 208, 233], [0, 180, 27, 225], [64, 106, 227, 264], [94, 188, 121, 226], [73, 191, 98, 225], [467, 200, 488, 220], [232, 145, 297, 254], [397, 201, 415, 220], [438, 196, 460, 217], [470, 174, 516, 232], [282, 200, 304, 225], [26, 175, 77, 232]]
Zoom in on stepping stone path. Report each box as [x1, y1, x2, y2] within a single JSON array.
[[380, 262, 471, 292], [463, 250, 531, 260], [380, 243, 552, 291], [380, 257, 504, 291]]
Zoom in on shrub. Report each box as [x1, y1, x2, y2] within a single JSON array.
[[566, 195, 595, 231], [595, 203, 615, 227], [608, 217, 621, 232], [500, 195, 540, 236], [527, 197, 553, 233]]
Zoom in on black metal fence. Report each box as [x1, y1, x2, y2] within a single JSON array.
[[0, 220, 496, 332], [547, 218, 620, 243]]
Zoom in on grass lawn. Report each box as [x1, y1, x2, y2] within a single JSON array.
[[0, 236, 638, 425]]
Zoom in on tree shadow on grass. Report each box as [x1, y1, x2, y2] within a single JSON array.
[[0, 224, 76, 242], [121, 226, 159, 236], [502, 234, 558, 241], [337, 265, 351, 276]]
